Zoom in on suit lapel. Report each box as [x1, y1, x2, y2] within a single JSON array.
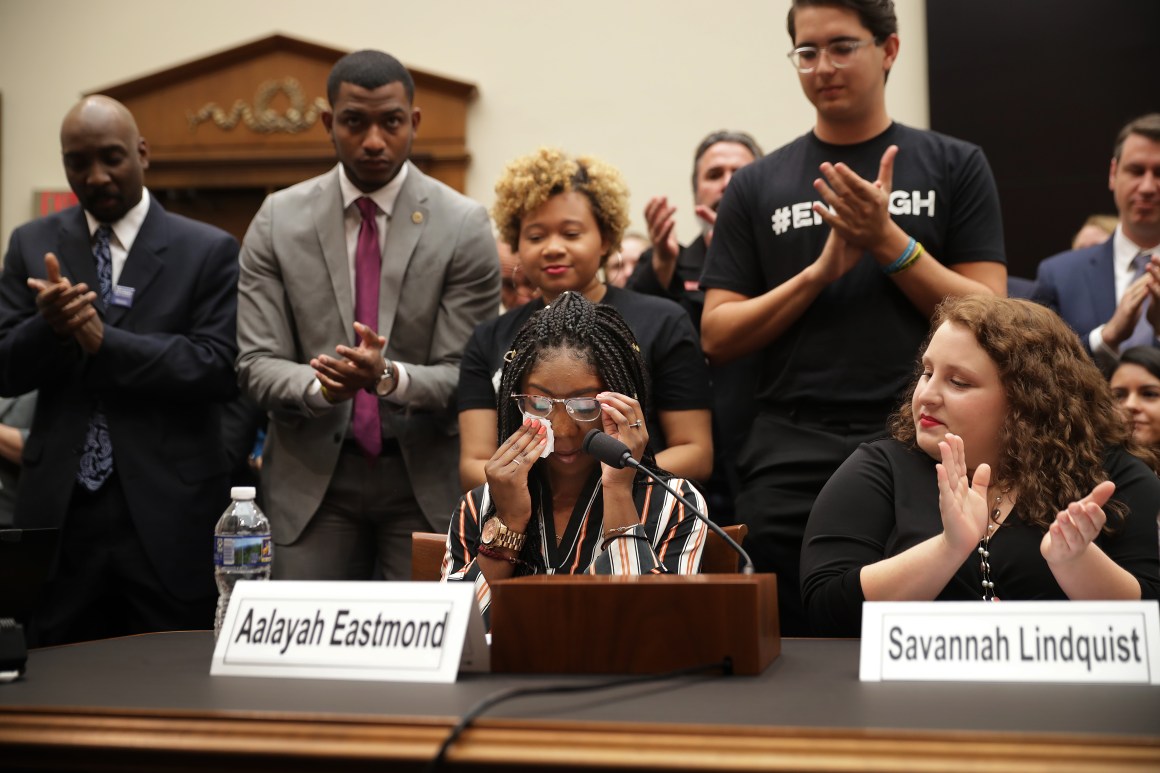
[[107, 200, 165, 326], [379, 163, 427, 344], [1088, 239, 1117, 320], [55, 209, 99, 302], [314, 170, 355, 339]]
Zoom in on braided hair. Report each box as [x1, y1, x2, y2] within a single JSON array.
[[492, 291, 655, 572]]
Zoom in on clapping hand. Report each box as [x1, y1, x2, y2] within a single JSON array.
[[809, 227, 864, 286], [27, 253, 98, 338], [1104, 273, 1151, 348], [643, 196, 680, 268], [812, 144, 898, 252], [310, 321, 386, 402], [935, 433, 992, 557], [1040, 481, 1114, 566]]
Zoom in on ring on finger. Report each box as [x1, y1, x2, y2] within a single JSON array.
[[513, 458, 522, 466], [628, 420, 642, 428]]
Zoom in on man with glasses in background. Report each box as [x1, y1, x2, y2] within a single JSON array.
[[700, 0, 1006, 636]]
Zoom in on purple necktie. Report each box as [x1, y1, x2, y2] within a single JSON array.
[[352, 197, 382, 457]]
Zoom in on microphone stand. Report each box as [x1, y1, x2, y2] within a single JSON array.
[[583, 429, 755, 574]]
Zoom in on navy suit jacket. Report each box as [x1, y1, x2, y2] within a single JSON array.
[[1031, 239, 1116, 353], [0, 199, 239, 600]]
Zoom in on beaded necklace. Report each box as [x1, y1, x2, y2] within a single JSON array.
[[978, 494, 1003, 601]]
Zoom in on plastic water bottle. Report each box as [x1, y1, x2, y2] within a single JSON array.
[[213, 486, 272, 640]]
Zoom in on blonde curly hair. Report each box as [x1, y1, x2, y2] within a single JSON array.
[[492, 147, 629, 262]]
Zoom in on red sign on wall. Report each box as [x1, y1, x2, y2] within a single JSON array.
[[35, 190, 78, 217]]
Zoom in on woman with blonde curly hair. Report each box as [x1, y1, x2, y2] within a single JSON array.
[[801, 295, 1160, 636], [457, 148, 713, 491]]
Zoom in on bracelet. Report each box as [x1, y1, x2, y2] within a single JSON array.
[[601, 524, 639, 542], [477, 544, 525, 566], [320, 384, 337, 404], [883, 237, 923, 275], [891, 242, 924, 275], [601, 533, 649, 551]]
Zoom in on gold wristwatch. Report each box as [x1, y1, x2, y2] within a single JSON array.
[[480, 517, 526, 552]]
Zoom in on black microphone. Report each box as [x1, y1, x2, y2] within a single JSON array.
[[582, 429, 754, 574], [582, 428, 635, 469]]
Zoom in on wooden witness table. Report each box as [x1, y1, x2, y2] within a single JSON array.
[[0, 632, 1158, 772]]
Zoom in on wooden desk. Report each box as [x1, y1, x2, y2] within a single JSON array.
[[1, 632, 1157, 772]]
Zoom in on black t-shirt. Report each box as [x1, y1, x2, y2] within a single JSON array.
[[627, 236, 708, 331], [457, 286, 712, 452], [701, 123, 1006, 410]]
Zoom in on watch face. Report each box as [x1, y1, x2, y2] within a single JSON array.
[[375, 375, 393, 397], [481, 518, 498, 543]]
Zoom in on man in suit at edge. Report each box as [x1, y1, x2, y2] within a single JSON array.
[[236, 50, 499, 580], [1033, 114, 1160, 372], [0, 96, 239, 645]]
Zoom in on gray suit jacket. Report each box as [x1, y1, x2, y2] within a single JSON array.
[[236, 163, 499, 544]]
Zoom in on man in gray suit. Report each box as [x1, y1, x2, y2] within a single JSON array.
[[236, 50, 499, 580]]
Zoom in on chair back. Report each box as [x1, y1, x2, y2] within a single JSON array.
[[411, 532, 448, 581], [700, 523, 749, 573]]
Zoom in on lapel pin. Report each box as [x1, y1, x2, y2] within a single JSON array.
[[412, 211, 424, 225]]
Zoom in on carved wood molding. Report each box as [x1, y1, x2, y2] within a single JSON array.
[[187, 77, 328, 134]]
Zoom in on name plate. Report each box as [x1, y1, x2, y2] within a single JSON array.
[[210, 580, 488, 683], [860, 601, 1160, 684]]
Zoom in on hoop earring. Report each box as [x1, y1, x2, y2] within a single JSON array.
[[605, 251, 623, 284]]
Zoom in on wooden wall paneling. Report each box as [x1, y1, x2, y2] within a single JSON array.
[[84, 34, 477, 241]]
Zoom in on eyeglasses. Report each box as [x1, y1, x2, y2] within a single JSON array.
[[512, 394, 602, 423], [786, 39, 873, 73]]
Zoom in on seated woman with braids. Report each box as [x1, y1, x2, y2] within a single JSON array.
[[443, 292, 708, 625], [457, 147, 712, 491], [801, 296, 1160, 637]]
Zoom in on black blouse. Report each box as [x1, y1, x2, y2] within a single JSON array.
[[802, 439, 1160, 636]]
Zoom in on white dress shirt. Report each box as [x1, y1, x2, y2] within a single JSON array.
[[307, 164, 412, 408], [83, 188, 151, 287]]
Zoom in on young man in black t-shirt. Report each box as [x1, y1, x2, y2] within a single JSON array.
[[700, 0, 1006, 636]]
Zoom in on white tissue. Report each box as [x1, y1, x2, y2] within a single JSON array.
[[527, 415, 554, 458]]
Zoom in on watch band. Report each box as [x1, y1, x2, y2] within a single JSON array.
[[481, 517, 526, 552], [372, 359, 396, 397]]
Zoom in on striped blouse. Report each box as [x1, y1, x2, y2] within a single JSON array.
[[442, 472, 708, 627]]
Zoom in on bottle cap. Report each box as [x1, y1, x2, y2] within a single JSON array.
[[230, 486, 257, 500]]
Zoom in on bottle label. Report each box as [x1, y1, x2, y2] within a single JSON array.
[[214, 535, 272, 568]]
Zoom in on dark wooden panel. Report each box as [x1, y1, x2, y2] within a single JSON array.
[[489, 574, 780, 675], [926, 1, 1160, 280]]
